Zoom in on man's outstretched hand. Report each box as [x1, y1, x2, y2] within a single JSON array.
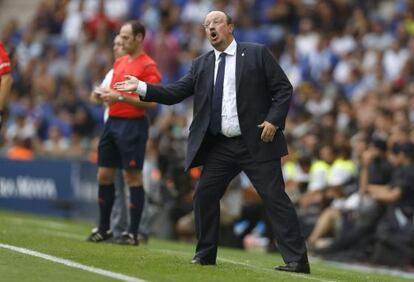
[[114, 75, 140, 92]]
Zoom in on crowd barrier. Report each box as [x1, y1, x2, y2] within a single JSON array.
[[0, 158, 98, 220]]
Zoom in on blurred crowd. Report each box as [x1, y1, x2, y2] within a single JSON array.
[[1, 0, 414, 269]]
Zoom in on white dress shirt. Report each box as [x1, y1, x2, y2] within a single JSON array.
[[137, 39, 241, 137], [213, 39, 241, 137], [100, 69, 113, 122]]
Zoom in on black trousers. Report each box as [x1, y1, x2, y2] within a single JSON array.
[[193, 135, 307, 263]]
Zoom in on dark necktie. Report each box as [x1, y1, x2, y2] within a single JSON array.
[[209, 52, 226, 135]]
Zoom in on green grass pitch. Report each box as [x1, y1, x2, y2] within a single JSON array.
[[0, 210, 410, 282]]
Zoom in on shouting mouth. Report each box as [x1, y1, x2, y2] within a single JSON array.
[[210, 31, 218, 41]]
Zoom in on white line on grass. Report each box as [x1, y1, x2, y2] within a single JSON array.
[[6, 216, 405, 281], [156, 248, 338, 282], [218, 257, 338, 282], [36, 230, 335, 282], [3, 218, 86, 241], [327, 261, 414, 280], [5, 217, 77, 231], [0, 243, 145, 282], [38, 229, 85, 240]]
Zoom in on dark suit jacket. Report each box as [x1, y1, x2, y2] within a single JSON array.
[[144, 42, 292, 170]]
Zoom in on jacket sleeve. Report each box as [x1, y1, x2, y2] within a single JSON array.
[[262, 45, 292, 130], [144, 63, 195, 105]]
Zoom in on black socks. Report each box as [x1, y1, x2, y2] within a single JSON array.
[[128, 186, 145, 236], [98, 184, 115, 232]]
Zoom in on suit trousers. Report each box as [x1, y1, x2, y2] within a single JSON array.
[[193, 134, 307, 263]]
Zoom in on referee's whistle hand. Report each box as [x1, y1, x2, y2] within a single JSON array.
[[114, 75, 140, 92], [94, 86, 106, 96]]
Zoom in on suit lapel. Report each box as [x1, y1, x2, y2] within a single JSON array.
[[235, 43, 245, 95], [204, 51, 215, 102]]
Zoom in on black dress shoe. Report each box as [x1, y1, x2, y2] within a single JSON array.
[[191, 256, 216, 265], [275, 262, 310, 274]]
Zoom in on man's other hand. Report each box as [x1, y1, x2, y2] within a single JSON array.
[[258, 121, 278, 143]]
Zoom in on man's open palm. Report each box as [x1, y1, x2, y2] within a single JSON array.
[[114, 75, 140, 92]]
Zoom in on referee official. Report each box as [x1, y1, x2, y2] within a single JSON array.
[[88, 20, 161, 245], [0, 41, 13, 132], [90, 34, 129, 243]]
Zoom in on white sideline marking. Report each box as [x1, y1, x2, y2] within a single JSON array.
[[327, 261, 414, 280], [5, 217, 77, 231], [6, 216, 408, 281], [218, 257, 337, 282], [25, 230, 334, 281], [0, 243, 145, 282], [38, 229, 85, 240], [156, 248, 338, 282]]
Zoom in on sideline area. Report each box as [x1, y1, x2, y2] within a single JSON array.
[[0, 210, 410, 282]]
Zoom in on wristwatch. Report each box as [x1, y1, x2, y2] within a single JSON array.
[[117, 95, 125, 102]]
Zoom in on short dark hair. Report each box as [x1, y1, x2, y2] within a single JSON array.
[[225, 13, 233, 25], [399, 142, 414, 161], [370, 138, 387, 152], [125, 20, 146, 39]]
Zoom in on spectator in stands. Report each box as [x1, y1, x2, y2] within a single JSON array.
[[15, 28, 42, 73], [86, 0, 119, 40], [146, 20, 180, 83], [298, 144, 336, 210], [309, 138, 393, 255], [371, 142, 414, 267], [7, 137, 34, 161], [283, 152, 311, 204], [66, 131, 87, 159], [181, 0, 211, 24], [41, 125, 70, 158], [5, 111, 36, 146], [62, 0, 86, 44]]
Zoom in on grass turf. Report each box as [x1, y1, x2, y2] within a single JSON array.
[[0, 210, 409, 282]]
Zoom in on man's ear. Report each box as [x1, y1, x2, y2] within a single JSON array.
[[135, 33, 144, 42], [229, 24, 235, 34]]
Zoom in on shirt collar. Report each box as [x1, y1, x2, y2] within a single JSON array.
[[214, 39, 236, 61]]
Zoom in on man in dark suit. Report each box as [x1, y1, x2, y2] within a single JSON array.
[[113, 11, 309, 273]]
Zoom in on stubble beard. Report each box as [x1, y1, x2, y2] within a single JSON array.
[[210, 37, 224, 51]]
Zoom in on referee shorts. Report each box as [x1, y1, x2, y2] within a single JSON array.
[[98, 117, 148, 170]]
